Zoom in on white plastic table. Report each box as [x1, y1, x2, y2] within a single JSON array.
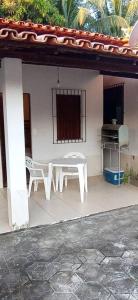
[[48, 158, 87, 203]]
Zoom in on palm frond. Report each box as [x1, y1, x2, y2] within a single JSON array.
[[95, 14, 129, 35], [61, 0, 79, 27], [112, 0, 122, 15], [126, 0, 138, 25], [87, 0, 105, 16], [82, 13, 98, 31], [61, 0, 68, 20], [67, 0, 74, 19], [74, 7, 89, 26]]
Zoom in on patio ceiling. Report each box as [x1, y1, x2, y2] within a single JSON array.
[[0, 18, 138, 77]]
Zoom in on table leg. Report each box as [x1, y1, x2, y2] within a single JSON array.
[[78, 164, 85, 203], [46, 163, 53, 200], [84, 163, 88, 192], [59, 167, 63, 193], [56, 167, 60, 191]]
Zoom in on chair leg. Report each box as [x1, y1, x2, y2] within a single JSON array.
[[34, 181, 38, 192], [65, 176, 68, 188], [56, 167, 60, 191], [44, 178, 51, 201], [59, 169, 64, 192], [43, 179, 47, 200], [78, 165, 85, 203], [52, 178, 56, 192], [28, 178, 33, 197], [84, 164, 88, 192]]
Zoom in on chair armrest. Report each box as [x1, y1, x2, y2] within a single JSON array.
[[26, 167, 45, 178], [27, 167, 43, 171], [33, 161, 48, 167], [33, 162, 50, 177]]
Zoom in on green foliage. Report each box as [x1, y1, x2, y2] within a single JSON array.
[[123, 164, 130, 184], [123, 164, 138, 184], [126, 0, 138, 25], [0, 0, 88, 28], [55, 0, 88, 28], [86, 0, 138, 36], [0, 0, 65, 25]]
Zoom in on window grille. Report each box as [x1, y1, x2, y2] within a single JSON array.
[[52, 88, 86, 144]]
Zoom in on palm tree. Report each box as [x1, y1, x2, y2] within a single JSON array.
[[55, 0, 88, 28], [0, 0, 88, 28], [85, 0, 138, 37]]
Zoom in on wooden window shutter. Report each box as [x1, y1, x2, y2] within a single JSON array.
[[56, 94, 81, 141]]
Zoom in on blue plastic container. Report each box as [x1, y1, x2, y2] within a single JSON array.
[[103, 168, 124, 185]]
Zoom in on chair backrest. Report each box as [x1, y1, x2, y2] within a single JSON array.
[[25, 156, 33, 170], [25, 156, 44, 178], [64, 152, 85, 159]]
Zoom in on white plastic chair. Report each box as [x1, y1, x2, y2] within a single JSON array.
[[25, 156, 55, 199], [60, 152, 87, 191]]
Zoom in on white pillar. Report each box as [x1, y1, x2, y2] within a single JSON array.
[[2, 58, 29, 230], [0, 142, 3, 188]]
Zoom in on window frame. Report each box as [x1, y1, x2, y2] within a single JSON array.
[[52, 88, 86, 144]]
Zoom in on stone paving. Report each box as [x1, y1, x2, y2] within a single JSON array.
[[1, 205, 138, 299]]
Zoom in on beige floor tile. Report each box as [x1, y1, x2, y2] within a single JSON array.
[[0, 176, 138, 233]]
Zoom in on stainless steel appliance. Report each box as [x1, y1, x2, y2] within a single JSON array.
[[101, 124, 129, 185]]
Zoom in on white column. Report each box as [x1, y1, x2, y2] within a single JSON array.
[[0, 142, 3, 188], [2, 58, 29, 230]]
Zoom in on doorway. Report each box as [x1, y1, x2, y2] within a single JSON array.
[[103, 84, 124, 124], [23, 93, 32, 157], [0, 93, 32, 187]]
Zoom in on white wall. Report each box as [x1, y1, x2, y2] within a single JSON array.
[[0, 74, 4, 188], [0, 65, 103, 184]]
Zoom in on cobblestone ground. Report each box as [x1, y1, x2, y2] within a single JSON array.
[[1, 205, 138, 299]]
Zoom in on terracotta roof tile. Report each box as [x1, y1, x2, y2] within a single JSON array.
[[0, 18, 137, 59], [104, 44, 119, 53], [76, 39, 92, 48], [133, 49, 138, 55], [119, 47, 133, 55], [91, 42, 104, 50], [0, 28, 18, 40], [36, 34, 57, 44], [17, 31, 37, 42], [0, 18, 127, 44], [57, 36, 75, 45]]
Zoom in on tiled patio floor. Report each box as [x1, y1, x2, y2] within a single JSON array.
[[1, 205, 138, 299], [1, 176, 138, 234]]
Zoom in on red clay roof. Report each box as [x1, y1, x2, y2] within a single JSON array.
[[0, 18, 138, 58]]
